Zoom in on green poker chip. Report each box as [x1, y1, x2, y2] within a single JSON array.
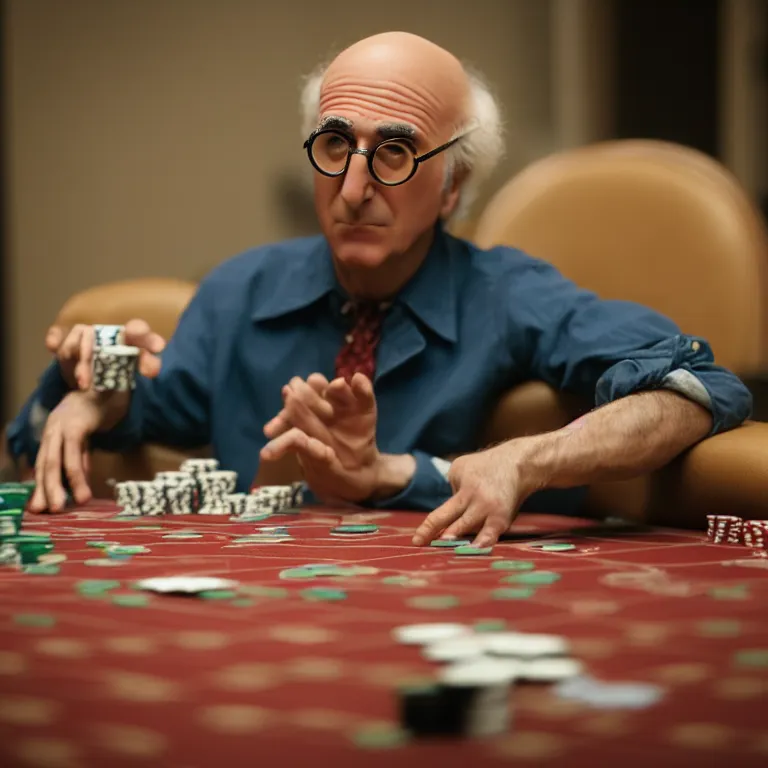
[[198, 590, 238, 601], [13, 613, 56, 628], [301, 587, 348, 602], [107, 545, 150, 555], [23, 564, 60, 575], [429, 539, 471, 548], [502, 571, 561, 585], [76, 579, 121, 594], [491, 560, 535, 571], [454, 545, 493, 556], [492, 587, 537, 600], [330, 524, 379, 535], [111, 593, 150, 607]]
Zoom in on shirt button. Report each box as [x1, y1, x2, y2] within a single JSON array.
[[341, 302, 353, 315], [345, 334, 354, 343], [691, 341, 700, 351]]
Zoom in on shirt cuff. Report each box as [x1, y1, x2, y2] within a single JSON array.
[[367, 451, 453, 511], [661, 369, 712, 410]]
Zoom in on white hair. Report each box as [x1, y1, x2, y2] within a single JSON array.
[[299, 62, 504, 221]]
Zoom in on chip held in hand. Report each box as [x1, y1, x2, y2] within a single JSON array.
[[92, 345, 140, 392]]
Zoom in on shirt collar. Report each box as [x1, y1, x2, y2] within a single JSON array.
[[250, 222, 459, 344], [250, 237, 338, 322]]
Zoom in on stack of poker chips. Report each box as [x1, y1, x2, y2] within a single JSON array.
[[197, 471, 238, 515], [247, 484, 303, 517], [706, 514, 767, 548], [0, 482, 55, 566], [114, 480, 166, 516], [91, 323, 141, 393], [154, 471, 196, 515], [393, 624, 582, 740], [742, 520, 768, 548], [92, 345, 140, 392]]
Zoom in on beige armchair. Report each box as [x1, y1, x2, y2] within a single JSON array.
[[473, 140, 768, 527]]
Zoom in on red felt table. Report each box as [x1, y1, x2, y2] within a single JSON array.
[[0, 501, 766, 768]]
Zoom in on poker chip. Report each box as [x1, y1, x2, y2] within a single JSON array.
[[743, 520, 768, 549], [517, 657, 583, 682], [707, 514, 744, 545], [483, 632, 569, 659], [392, 623, 471, 645], [92, 345, 139, 392], [454, 545, 493, 556], [429, 539, 472, 548], [422, 636, 487, 662], [134, 576, 239, 595], [331, 524, 379, 535], [225, 493, 249, 517], [92, 324, 125, 348]]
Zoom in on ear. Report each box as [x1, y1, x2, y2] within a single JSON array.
[[439, 167, 469, 219]]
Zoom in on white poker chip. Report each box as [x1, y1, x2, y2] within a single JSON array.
[[135, 576, 238, 594], [422, 636, 488, 662], [439, 658, 520, 686], [517, 657, 583, 682], [483, 632, 569, 659], [392, 623, 471, 646]]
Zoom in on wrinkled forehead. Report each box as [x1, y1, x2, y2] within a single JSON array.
[[317, 72, 460, 146]]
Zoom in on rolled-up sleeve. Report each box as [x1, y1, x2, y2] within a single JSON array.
[[515, 259, 752, 435]]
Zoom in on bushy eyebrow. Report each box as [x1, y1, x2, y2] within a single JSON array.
[[317, 116, 419, 143]]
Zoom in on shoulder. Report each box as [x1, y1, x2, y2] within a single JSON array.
[[447, 231, 575, 293], [201, 235, 327, 291]]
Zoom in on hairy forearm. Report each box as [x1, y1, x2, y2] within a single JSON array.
[[516, 390, 713, 492]]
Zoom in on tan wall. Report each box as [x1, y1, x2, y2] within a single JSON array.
[[4, 0, 556, 414]]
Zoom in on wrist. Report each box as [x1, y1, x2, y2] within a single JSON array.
[[370, 453, 417, 501], [498, 433, 562, 496]]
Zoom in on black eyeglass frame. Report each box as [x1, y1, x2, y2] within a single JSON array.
[[302, 128, 468, 187]]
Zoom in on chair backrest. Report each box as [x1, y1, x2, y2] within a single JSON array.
[[54, 278, 197, 341], [473, 140, 768, 374]]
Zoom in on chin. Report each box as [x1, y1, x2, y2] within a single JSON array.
[[332, 239, 392, 268]]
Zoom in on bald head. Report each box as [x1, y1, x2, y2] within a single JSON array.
[[319, 32, 471, 141]]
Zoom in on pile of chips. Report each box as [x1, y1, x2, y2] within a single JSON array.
[[393, 623, 583, 738], [707, 514, 767, 548], [0, 482, 57, 568], [114, 457, 303, 519], [91, 324, 139, 393]]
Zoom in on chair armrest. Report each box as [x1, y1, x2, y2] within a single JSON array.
[[646, 421, 768, 527]]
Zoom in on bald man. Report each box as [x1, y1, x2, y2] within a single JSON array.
[[8, 33, 751, 546]]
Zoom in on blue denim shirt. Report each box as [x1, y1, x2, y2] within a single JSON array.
[[7, 223, 752, 512]]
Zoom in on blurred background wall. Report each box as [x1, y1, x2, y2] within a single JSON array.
[[1, 0, 766, 416]]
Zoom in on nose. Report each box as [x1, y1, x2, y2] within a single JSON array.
[[339, 152, 373, 209]]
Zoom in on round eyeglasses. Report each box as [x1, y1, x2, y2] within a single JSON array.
[[303, 129, 465, 187]]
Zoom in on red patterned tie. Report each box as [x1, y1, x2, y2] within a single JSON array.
[[335, 301, 387, 382]]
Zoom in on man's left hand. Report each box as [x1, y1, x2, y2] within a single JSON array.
[[412, 441, 539, 548], [261, 373, 401, 502]]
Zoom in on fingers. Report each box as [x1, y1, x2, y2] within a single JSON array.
[[63, 430, 91, 505], [45, 326, 66, 354], [439, 503, 512, 548], [124, 318, 166, 354], [306, 373, 330, 394], [124, 319, 165, 380], [74, 326, 95, 389], [350, 373, 376, 409], [260, 427, 335, 464], [263, 409, 291, 439], [31, 424, 68, 513], [411, 495, 466, 546], [264, 375, 332, 439]]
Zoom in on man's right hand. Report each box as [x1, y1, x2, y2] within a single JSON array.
[[28, 389, 129, 513], [46, 319, 166, 390]]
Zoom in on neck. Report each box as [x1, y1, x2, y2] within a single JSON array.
[[333, 227, 436, 301]]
